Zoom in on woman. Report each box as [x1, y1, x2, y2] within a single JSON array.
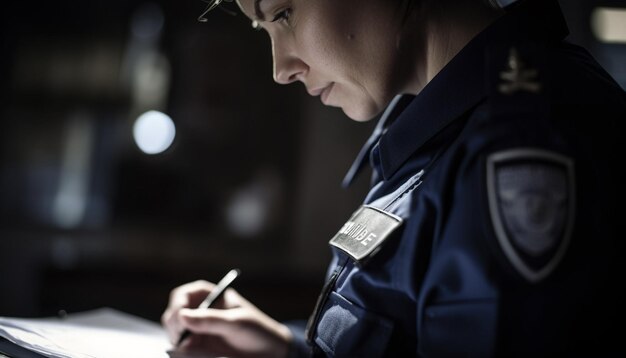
[[162, 0, 625, 356]]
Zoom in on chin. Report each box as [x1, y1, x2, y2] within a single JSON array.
[[341, 103, 380, 122]]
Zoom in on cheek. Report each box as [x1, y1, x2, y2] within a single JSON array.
[[299, 24, 348, 72], [297, 2, 363, 75]]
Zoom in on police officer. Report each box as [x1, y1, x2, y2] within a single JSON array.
[[162, 0, 626, 356]]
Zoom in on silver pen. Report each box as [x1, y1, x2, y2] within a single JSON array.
[[176, 268, 241, 347]]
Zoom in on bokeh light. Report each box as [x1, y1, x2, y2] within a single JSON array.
[[132, 110, 176, 155]]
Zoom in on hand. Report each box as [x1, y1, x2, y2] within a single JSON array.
[[161, 280, 292, 358]]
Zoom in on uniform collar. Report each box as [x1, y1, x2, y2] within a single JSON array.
[[342, 95, 415, 188], [375, 0, 569, 180]]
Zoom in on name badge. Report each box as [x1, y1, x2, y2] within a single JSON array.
[[329, 205, 403, 264]]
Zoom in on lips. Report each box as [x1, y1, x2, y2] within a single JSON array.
[[307, 86, 326, 97], [307, 83, 335, 105]]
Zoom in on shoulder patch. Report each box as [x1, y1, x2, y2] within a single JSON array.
[[329, 205, 403, 265], [486, 148, 575, 283]]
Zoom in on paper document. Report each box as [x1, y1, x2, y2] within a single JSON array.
[[0, 308, 171, 358]]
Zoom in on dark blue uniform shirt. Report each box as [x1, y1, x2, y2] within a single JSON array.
[[289, 0, 626, 356]]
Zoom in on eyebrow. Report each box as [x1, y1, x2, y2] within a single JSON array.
[[254, 0, 266, 21]]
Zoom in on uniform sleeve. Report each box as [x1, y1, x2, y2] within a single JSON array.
[[491, 136, 622, 354], [424, 108, 622, 355]]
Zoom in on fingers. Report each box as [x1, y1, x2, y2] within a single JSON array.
[[161, 280, 216, 343], [175, 290, 249, 339], [175, 334, 240, 358], [165, 288, 292, 358], [179, 307, 241, 336], [171, 280, 216, 309]]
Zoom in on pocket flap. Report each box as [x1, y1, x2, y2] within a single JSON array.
[[315, 292, 394, 357]]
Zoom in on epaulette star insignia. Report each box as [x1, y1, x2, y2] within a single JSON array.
[[498, 47, 542, 95]]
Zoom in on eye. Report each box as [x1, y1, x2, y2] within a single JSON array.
[[271, 8, 292, 25]]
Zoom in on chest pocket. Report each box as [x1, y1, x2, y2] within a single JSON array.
[[315, 291, 395, 357], [307, 170, 428, 356]]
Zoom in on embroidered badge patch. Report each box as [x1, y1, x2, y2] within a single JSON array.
[[486, 148, 575, 283], [329, 205, 403, 264]]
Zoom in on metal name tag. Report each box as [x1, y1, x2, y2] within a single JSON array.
[[329, 205, 403, 264]]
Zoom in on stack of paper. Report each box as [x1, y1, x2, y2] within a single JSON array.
[[0, 308, 171, 358]]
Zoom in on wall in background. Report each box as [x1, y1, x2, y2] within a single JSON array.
[[0, 0, 622, 322]]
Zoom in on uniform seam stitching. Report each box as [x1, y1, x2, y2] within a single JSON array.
[[383, 180, 423, 211]]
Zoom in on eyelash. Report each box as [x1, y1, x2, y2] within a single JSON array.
[[271, 8, 292, 25]]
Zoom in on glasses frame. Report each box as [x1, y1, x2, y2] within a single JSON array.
[[198, 0, 235, 22]]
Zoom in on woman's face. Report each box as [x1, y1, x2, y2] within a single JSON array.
[[236, 0, 410, 121]]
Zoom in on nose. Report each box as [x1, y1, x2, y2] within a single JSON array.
[[271, 37, 308, 85]]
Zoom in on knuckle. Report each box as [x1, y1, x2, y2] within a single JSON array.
[[170, 286, 183, 301], [224, 309, 243, 324]]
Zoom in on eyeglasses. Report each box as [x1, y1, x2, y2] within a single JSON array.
[[198, 0, 235, 22]]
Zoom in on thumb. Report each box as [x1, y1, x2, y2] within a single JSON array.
[[179, 307, 240, 336]]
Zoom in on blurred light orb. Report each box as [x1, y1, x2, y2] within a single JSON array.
[[227, 188, 267, 238], [133, 110, 176, 154]]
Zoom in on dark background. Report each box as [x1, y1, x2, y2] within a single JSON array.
[[0, 0, 624, 323]]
